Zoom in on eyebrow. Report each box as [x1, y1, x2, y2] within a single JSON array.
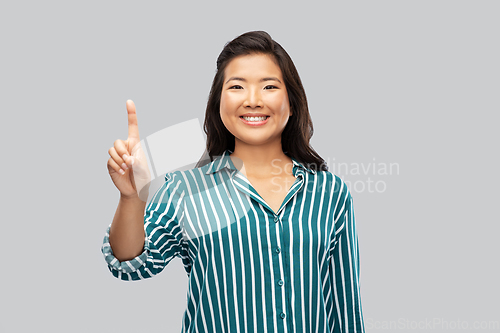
[[225, 76, 282, 84]]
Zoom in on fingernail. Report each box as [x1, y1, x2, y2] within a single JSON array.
[[123, 154, 129, 160], [119, 169, 125, 175], [121, 163, 128, 170], [130, 156, 135, 165]]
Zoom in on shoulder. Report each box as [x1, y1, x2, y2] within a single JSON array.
[[315, 170, 352, 220], [163, 162, 216, 194], [154, 170, 186, 201], [313, 170, 351, 198]]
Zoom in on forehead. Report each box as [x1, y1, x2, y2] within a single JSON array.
[[224, 53, 283, 79]]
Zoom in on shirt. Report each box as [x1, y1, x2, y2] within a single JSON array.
[[101, 149, 365, 333]]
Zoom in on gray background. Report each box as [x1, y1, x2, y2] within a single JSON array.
[[1, 1, 498, 332]]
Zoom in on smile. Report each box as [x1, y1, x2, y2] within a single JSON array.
[[240, 116, 270, 126]]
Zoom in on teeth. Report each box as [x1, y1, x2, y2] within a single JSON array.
[[242, 116, 267, 121]]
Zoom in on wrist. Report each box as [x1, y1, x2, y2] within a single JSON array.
[[120, 192, 142, 203]]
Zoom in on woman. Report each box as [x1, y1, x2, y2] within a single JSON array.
[[103, 31, 365, 333]]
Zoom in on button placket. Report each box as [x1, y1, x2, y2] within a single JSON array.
[[272, 212, 287, 325], [274, 211, 294, 329]]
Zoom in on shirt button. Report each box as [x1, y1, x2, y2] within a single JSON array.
[[278, 279, 284, 286], [280, 312, 286, 319], [274, 216, 279, 223], [275, 247, 281, 254]]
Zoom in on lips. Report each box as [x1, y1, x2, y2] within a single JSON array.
[[240, 113, 269, 117]]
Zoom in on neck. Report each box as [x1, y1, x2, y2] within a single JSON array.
[[229, 140, 293, 178]]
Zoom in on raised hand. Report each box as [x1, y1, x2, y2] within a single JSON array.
[[107, 100, 151, 201]]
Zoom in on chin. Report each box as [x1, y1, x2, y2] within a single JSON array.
[[235, 136, 278, 147]]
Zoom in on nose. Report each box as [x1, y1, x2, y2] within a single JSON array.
[[243, 88, 263, 108]]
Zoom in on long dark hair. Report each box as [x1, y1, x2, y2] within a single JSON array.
[[196, 30, 328, 172]]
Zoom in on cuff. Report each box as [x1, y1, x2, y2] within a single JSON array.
[[101, 224, 149, 274]]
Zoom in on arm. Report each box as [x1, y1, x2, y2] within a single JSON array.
[[108, 194, 146, 261], [101, 172, 189, 281], [330, 193, 365, 332]]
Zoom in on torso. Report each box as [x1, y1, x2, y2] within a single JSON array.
[[246, 174, 297, 214]]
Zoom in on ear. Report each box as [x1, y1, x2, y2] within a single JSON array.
[[289, 108, 293, 116]]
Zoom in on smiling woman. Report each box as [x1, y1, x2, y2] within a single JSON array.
[[220, 53, 291, 151], [200, 31, 326, 174], [103, 31, 366, 333]]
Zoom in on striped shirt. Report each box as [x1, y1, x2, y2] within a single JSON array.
[[102, 149, 365, 333]]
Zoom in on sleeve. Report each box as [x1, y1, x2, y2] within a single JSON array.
[[330, 192, 365, 333], [101, 171, 190, 281]]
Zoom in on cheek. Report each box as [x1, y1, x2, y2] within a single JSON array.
[[273, 94, 290, 114], [219, 97, 228, 124], [220, 93, 234, 116], [219, 95, 234, 128]]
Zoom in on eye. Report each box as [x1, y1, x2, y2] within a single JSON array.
[[229, 85, 243, 89], [264, 85, 278, 90]]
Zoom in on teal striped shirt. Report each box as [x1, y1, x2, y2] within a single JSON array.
[[102, 149, 365, 333]]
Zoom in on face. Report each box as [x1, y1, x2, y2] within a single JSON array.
[[220, 53, 291, 149]]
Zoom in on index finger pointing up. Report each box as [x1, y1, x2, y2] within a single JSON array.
[[126, 99, 140, 140]]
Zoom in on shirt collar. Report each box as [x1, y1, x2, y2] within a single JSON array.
[[205, 149, 316, 175]]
